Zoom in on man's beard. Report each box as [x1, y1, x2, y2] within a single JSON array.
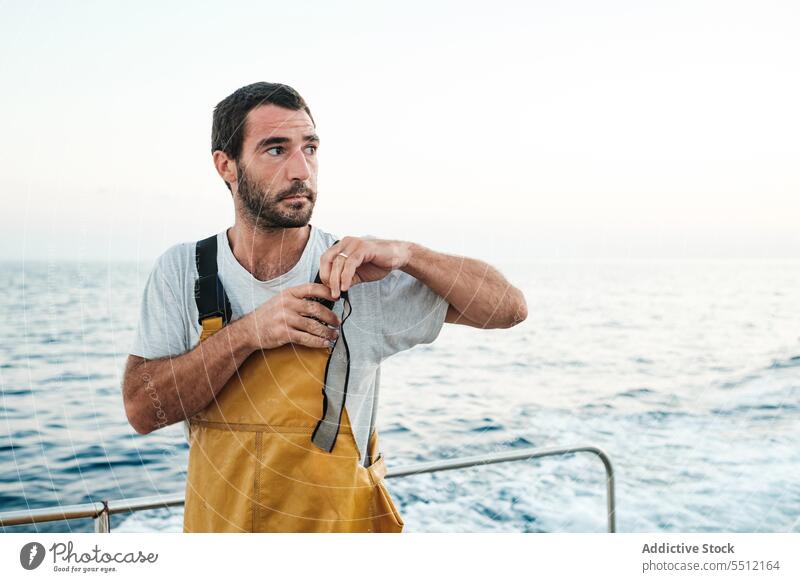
[[236, 166, 316, 230]]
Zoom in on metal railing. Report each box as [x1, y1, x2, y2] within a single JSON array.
[[0, 445, 616, 533]]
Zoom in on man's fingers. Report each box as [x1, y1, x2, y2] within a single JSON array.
[[318, 242, 341, 287], [291, 314, 339, 342], [288, 329, 333, 350], [329, 258, 341, 299], [294, 298, 341, 327], [339, 254, 361, 292], [331, 251, 354, 299], [289, 282, 336, 301]]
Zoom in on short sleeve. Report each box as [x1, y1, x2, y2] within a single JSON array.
[[130, 245, 192, 359], [378, 269, 448, 359]]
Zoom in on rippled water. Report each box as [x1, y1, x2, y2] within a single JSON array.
[[1, 259, 799, 533]]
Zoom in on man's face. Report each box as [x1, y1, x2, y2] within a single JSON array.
[[234, 104, 319, 229]]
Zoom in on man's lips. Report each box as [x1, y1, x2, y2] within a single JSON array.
[[282, 194, 308, 201]]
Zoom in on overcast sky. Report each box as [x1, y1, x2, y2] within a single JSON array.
[[1, 0, 798, 262]]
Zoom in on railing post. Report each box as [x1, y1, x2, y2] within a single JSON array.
[[592, 448, 616, 533], [93, 501, 110, 533]]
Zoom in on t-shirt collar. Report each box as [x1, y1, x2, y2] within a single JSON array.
[[219, 224, 316, 288]]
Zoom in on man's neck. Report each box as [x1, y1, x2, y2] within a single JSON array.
[[227, 220, 311, 282]]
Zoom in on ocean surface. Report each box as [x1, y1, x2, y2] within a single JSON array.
[[1, 259, 798, 533]]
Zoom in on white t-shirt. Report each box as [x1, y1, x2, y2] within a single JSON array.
[[131, 224, 448, 464]]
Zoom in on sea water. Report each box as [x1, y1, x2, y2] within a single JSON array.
[[1, 259, 798, 533]]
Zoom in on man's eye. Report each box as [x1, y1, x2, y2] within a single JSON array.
[[265, 146, 284, 156], [304, 145, 317, 155]]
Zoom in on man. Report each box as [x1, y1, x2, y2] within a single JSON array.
[[122, 82, 527, 533]]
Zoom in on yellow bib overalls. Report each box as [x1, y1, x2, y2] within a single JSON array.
[[182, 235, 404, 533]]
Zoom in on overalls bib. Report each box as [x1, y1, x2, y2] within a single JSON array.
[[182, 235, 404, 533]]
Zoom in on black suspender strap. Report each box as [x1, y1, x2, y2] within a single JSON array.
[[311, 287, 352, 453], [310, 239, 355, 453], [194, 235, 233, 326]]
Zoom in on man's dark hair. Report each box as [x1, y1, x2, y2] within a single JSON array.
[[211, 82, 314, 191]]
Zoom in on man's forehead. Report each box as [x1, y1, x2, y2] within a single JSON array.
[[244, 105, 315, 143]]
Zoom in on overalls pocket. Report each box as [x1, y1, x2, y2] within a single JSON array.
[[363, 453, 405, 532]]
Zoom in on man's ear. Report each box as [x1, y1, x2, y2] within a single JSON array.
[[212, 151, 238, 189]]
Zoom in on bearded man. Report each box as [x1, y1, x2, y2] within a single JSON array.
[[122, 82, 527, 532]]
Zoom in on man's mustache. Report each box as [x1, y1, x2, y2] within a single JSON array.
[[278, 182, 315, 200]]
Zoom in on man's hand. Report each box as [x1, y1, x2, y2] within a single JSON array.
[[247, 282, 341, 350], [123, 283, 342, 434], [319, 236, 412, 298]]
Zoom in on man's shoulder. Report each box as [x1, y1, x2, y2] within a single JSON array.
[[152, 239, 196, 273], [146, 237, 211, 293]]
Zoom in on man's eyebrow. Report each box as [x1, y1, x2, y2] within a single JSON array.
[[254, 134, 319, 150], [255, 136, 289, 150]]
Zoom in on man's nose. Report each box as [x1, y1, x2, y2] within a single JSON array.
[[285, 149, 311, 182]]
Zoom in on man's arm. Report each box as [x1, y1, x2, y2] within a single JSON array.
[[123, 282, 340, 435], [319, 237, 528, 330], [123, 315, 256, 435], [401, 243, 527, 329]]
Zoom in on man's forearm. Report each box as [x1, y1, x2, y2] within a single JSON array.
[[123, 315, 256, 434], [400, 242, 527, 328]]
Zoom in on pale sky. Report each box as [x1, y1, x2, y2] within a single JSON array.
[[1, 0, 798, 261]]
